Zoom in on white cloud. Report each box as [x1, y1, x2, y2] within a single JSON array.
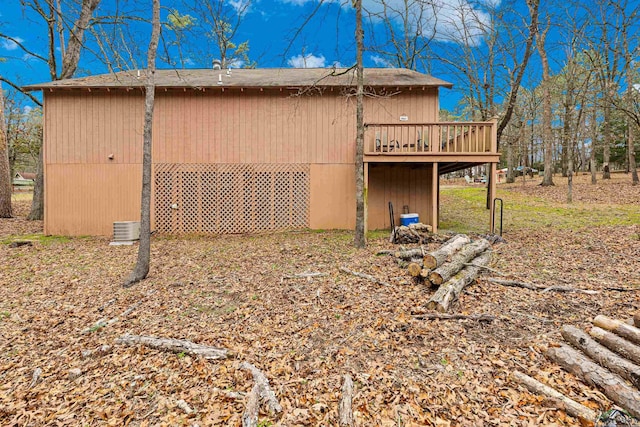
[[23, 106, 33, 114], [370, 55, 395, 67], [275, 0, 498, 46], [287, 53, 326, 68], [1, 36, 24, 51], [229, 0, 251, 14]]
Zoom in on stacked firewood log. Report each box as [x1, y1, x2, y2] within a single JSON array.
[[542, 314, 640, 420], [390, 223, 433, 244], [393, 234, 492, 312]]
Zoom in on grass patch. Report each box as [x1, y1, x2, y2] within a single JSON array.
[[1, 233, 72, 246], [440, 186, 640, 234], [11, 193, 33, 202]]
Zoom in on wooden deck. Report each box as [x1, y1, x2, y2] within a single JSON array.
[[364, 121, 499, 172]]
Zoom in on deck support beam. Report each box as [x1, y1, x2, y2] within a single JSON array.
[[431, 162, 439, 233]]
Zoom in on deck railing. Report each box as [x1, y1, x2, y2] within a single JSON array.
[[364, 121, 497, 155]]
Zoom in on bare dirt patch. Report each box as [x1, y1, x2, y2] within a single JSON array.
[[0, 187, 638, 426]]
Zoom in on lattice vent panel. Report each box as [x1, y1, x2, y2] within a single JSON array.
[[154, 164, 309, 235]]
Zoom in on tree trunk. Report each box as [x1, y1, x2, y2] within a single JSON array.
[[561, 325, 640, 388], [546, 344, 640, 419], [429, 239, 490, 285], [426, 250, 491, 312], [537, 20, 554, 187], [629, 121, 639, 185], [0, 83, 12, 218], [423, 234, 471, 269], [594, 315, 640, 345], [512, 370, 597, 422], [59, 0, 102, 80], [124, 0, 160, 287], [589, 326, 640, 366], [603, 103, 611, 179], [590, 109, 597, 184], [27, 147, 44, 220], [353, 0, 365, 248]]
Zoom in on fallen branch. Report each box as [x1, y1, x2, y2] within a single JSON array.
[[213, 387, 246, 400], [561, 325, 640, 388], [487, 278, 541, 290], [239, 362, 282, 417], [115, 334, 230, 360], [546, 344, 640, 419], [242, 384, 260, 427], [339, 267, 391, 287], [512, 370, 597, 422], [29, 367, 42, 389], [412, 313, 496, 322], [488, 278, 599, 294], [82, 291, 156, 334], [594, 315, 640, 346], [541, 286, 599, 295], [339, 374, 354, 427], [282, 272, 327, 280]]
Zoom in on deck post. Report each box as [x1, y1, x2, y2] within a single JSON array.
[[431, 162, 438, 233], [488, 162, 497, 233]]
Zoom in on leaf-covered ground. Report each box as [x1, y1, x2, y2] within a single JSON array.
[[1, 174, 639, 426]]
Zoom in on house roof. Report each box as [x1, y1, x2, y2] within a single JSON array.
[[24, 68, 453, 91]]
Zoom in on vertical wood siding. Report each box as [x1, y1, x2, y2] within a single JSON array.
[[44, 87, 438, 234], [367, 163, 434, 230]]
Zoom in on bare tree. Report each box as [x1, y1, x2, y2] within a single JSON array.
[[0, 83, 12, 218], [536, 15, 554, 186], [364, 0, 438, 70], [171, 0, 253, 68], [124, 0, 161, 287], [0, 0, 103, 220], [354, 0, 366, 248]]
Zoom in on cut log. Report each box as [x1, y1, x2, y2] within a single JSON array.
[[426, 251, 492, 312], [561, 325, 640, 388], [115, 334, 230, 360], [546, 344, 640, 419], [512, 370, 597, 422], [392, 223, 432, 244], [407, 262, 423, 277], [593, 315, 640, 346], [239, 362, 282, 417], [423, 234, 471, 270], [634, 312, 640, 328], [589, 326, 640, 366], [429, 239, 490, 285], [395, 247, 425, 260], [339, 374, 354, 427]]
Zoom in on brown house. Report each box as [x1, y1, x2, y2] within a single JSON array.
[[26, 68, 499, 236]]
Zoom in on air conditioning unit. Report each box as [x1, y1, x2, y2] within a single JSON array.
[[113, 221, 140, 241]]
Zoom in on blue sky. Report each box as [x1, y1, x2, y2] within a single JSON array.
[[0, 0, 523, 110], [0, 0, 602, 112]]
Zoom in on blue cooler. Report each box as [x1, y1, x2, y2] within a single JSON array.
[[400, 213, 419, 226]]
